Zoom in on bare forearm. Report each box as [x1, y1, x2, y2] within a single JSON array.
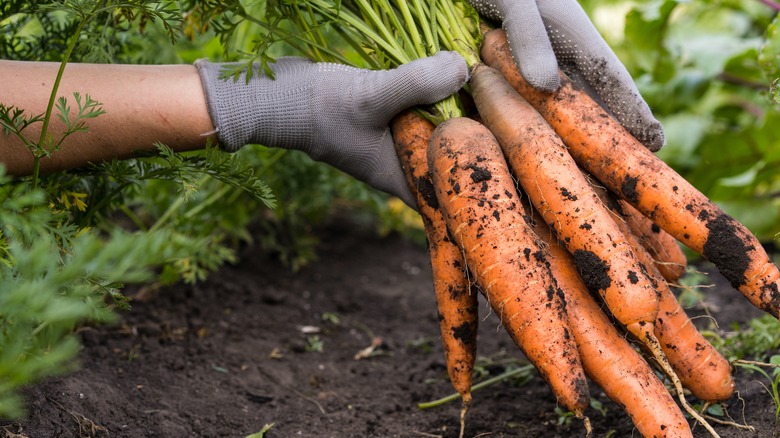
[[0, 60, 217, 176]]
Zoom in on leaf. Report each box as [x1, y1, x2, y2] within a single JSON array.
[[736, 362, 771, 379], [55, 96, 71, 127], [0, 103, 44, 139], [717, 160, 764, 188], [771, 78, 780, 104], [246, 423, 275, 438], [683, 34, 762, 78], [623, 0, 678, 79], [760, 13, 780, 80], [656, 112, 709, 167], [219, 61, 255, 82], [706, 403, 726, 417]]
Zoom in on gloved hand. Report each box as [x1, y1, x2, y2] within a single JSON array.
[[195, 52, 469, 207], [468, 0, 665, 151]]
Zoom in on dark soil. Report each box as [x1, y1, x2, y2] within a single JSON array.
[[2, 222, 779, 438]]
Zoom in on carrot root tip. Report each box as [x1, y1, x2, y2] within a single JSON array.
[[458, 396, 471, 438], [582, 415, 593, 438]]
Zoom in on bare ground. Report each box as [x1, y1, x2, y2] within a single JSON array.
[[2, 221, 779, 438]]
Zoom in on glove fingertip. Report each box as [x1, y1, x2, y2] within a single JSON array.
[[519, 60, 561, 92], [640, 120, 665, 152], [373, 52, 468, 121], [399, 191, 419, 211], [416, 51, 470, 102], [371, 169, 418, 211], [503, 29, 561, 92]]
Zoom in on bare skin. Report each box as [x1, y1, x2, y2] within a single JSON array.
[[0, 60, 217, 176]]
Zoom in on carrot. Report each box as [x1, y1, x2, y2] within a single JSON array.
[[470, 63, 659, 344], [590, 185, 734, 402], [426, 116, 590, 418], [469, 64, 718, 434], [655, 283, 735, 402], [481, 28, 780, 319], [527, 212, 693, 438], [621, 201, 688, 283], [391, 111, 479, 431]]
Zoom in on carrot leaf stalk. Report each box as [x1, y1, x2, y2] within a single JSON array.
[[267, 0, 482, 124], [416, 364, 536, 410]]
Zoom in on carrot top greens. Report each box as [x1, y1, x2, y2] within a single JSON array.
[[240, 0, 482, 124]]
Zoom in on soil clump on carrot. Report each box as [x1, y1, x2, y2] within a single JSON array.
[[571, 250, 612, 292], [703, 214, 754, 290]]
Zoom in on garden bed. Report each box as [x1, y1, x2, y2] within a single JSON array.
[[2, 221, 777, 437]]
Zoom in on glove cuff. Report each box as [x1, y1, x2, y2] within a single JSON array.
[[194, 59, 314, 153]]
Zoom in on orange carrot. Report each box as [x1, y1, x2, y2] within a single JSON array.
[[481, 28, 780, 319], [590, 185, 734, 402], [470, 63, 659, 344], [391, 111, 479, 423], [655, 283, 735, 402], [468, 63, 718, 433], [621, 201, 687, 283], [528, 212, 693, 438], [427, 116, 590, 417]]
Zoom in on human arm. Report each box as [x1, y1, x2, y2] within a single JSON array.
[[0, 53, 468, 207], [0, 60, 217, 175], [467, 0, 665, 151]]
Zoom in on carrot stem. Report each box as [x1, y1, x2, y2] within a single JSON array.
[[416, 365, 535, 409]]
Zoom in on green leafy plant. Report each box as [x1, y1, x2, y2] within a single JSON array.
[[407, 336, 437, 354], [709, 314, 780, 362], [246, 422, 275, 438], [0, 0, 283, 418], [0, 166, 219, 417], [733, 356, 780, 424], [321, 312, 341, 325], [555, 406, 577, 426], [305, 335, 324, 353]]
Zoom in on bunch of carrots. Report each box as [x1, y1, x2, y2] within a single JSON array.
[[262, 1, 780, 436]]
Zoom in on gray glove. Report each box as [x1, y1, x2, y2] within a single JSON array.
[[195, 52, 468, 207], [469, 0, 665, 151]]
